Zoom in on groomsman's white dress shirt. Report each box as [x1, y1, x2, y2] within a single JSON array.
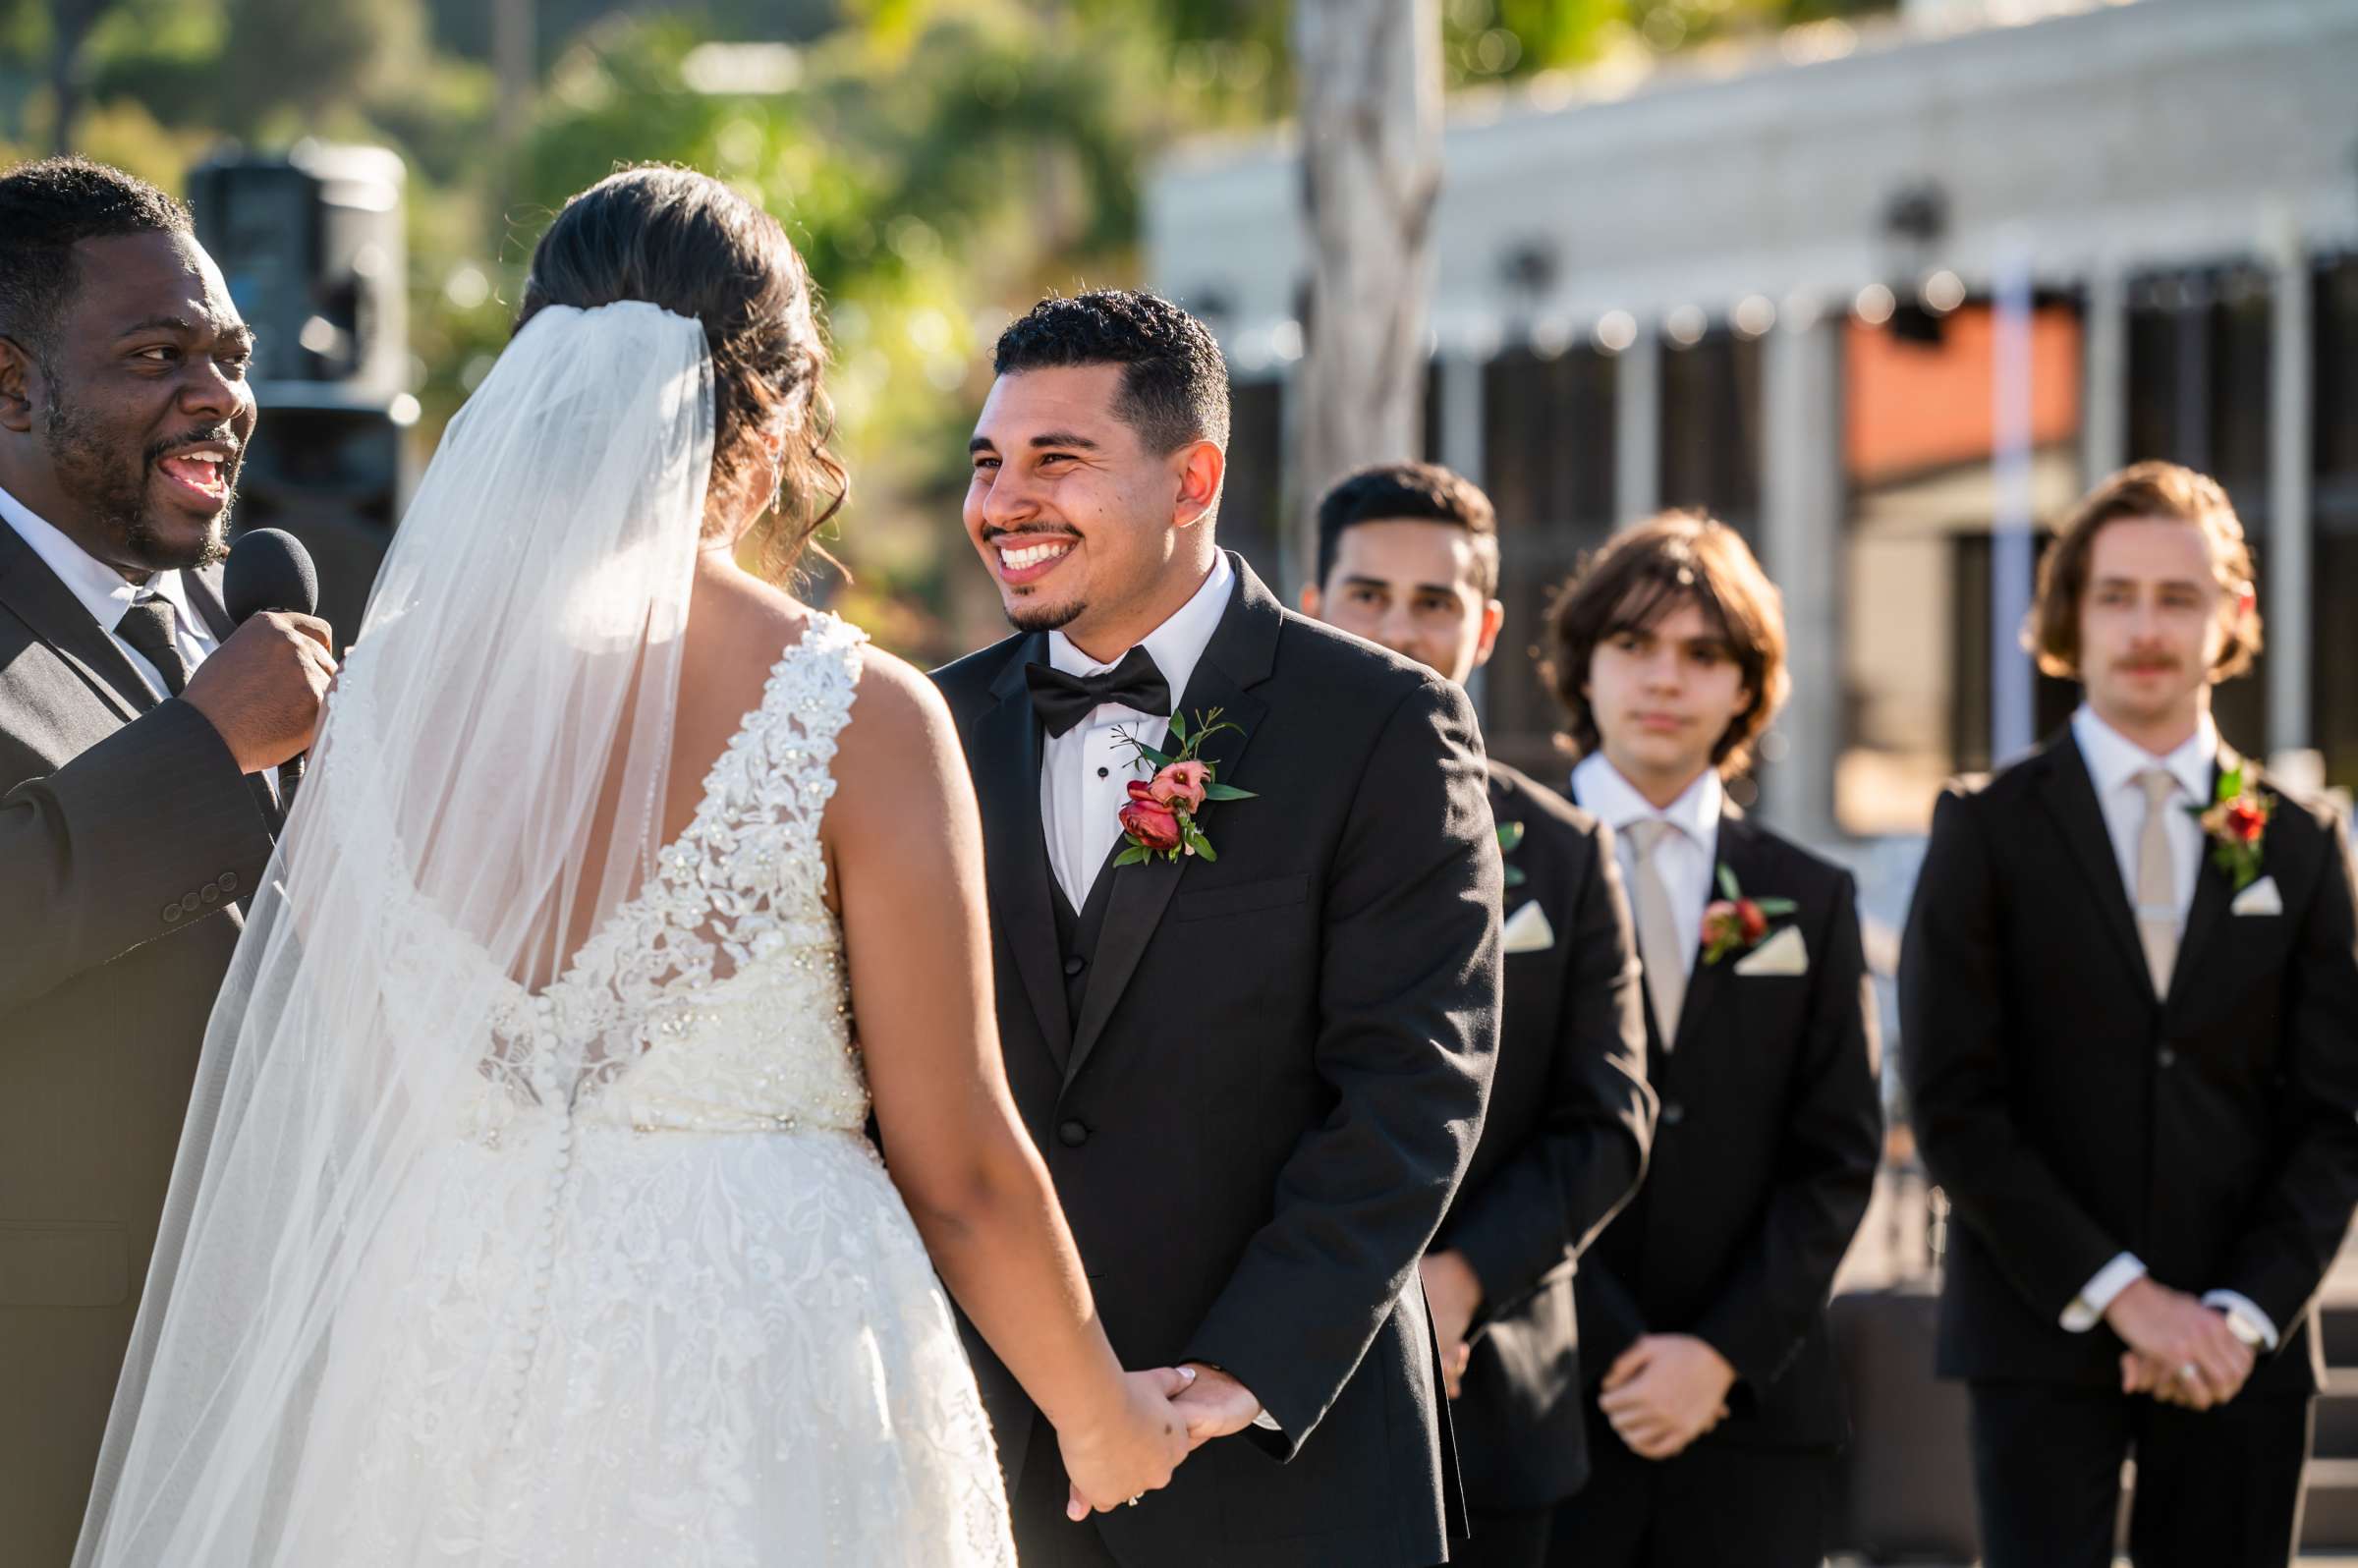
[[1569, 751, 1722, 980], [2060, 703, 2276, 1350], [1038, 553, 1232, 911], [0, 481, 218, 700]]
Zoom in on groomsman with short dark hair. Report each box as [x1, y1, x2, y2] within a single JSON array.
[[1304, 462, 1655, 1568], [1901, 461, 2358, 1567], [1538, 510, 1881, 1568]]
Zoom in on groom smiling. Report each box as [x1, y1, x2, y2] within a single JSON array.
[[933, 290, 1502, 1568]]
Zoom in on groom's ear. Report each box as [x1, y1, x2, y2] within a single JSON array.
[[1170, 438, 1224, 532]]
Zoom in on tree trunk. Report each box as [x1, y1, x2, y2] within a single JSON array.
[[1286, 0, 1441, 591]]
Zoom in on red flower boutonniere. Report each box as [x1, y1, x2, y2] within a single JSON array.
[[1111, 707, 1257, 867], [2190, 762, 2272, 892], [1701, 864, 1798, 965]]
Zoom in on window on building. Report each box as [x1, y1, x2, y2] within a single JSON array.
[[1836, 298, 2086, 836], [2312, 254, 2358, 788], [1481, 341, 1617, 778], [1659, 326, 1763, 535]]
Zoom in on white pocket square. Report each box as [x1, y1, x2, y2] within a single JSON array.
[[1734, 924, 1809, 977], [1502, 899, 1556, 955], [2231, 875, 2282, 916]]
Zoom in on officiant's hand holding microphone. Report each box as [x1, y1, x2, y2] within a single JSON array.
[[182, 529, 333, 786]]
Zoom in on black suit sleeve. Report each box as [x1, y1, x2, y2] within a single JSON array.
[[1691, 868, 1881, 1390], [1442, 823, 1653, 1317], [1183, 677, 1501, 1457], [0, 697, 271, 1011], [1901, 788, 2125, 1317], [2218, 811, 2358, 1335]]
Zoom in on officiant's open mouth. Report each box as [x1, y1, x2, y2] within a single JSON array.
[[990, 532, 1078, 588], [151, 440, 239, 511]]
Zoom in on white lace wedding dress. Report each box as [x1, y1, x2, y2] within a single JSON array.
[[295, 614, 1016, 1566]]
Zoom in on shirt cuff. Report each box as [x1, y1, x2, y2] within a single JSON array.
[[2061, 1253, 2148, 1332], [1250, 1409, 1280, 1432], [2203, 1290, 2281, 1352]]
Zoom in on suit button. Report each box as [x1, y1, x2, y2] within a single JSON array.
[[2158, 1046, 2178, 1068], [162, 902, 183, 923], [201, 882, 221, 905], [1063, 955, 1087, 978], [1057, 1119, 1090, 1148], [1661, 1101, 1686, 1126], [182, 892, 200, 915], [219, 870, 240, 894]]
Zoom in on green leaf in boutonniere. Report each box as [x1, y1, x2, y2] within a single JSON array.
[[1496, 821, 1528, 889]]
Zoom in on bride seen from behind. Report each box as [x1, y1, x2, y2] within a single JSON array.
[[73, 164, 1187, 1568]]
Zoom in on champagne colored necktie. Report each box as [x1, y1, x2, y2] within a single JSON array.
[[2134, 767, 2181, 999], [1623, 817, 1690, 1048]]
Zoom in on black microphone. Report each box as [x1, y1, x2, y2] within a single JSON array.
[[223, 528, 321, 804]]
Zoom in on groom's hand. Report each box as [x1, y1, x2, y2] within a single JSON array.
[[1170, 1363, 1263, 1449], [1420, 1251, 1482, 1400]]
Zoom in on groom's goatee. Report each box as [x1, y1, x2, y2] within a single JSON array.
[[1008, 599, 1085, 634]]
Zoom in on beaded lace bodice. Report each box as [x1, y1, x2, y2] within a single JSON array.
[[457, 611, 872, 1143]]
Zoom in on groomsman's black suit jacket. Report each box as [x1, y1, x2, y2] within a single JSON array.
[[1900, 731, 2358, 1395], [1435, 762, 1653, 1511], [1572, 808, 1882, 1449], [0, 522, 279, 1563], [932, 555, 1502, 1568]]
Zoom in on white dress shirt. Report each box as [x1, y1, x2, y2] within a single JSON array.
[[1568, 752, 1723, 979], [1039, 552, 1234, 910], [0, 480, 219, 700], [2059, 704, 2277, 1351]]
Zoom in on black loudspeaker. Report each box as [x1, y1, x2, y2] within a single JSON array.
[[188, 143, 416, 643]]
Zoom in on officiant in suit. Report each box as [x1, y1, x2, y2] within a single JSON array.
[[1301, 461, 1654, 1568], [0, 157, 333, 1563], [1901, 462, 2358, 1568], [932, 292, 1501, 1568], [1541, 512, 1882, 1568]]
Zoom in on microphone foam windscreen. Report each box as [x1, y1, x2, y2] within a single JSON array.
[[223, 528, 320, 623]]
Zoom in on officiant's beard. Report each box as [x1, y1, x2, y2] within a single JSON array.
[[44, 385, 234, 575]]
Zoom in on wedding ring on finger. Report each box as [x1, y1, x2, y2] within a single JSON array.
[[2176, 1362, 2201, 1385]]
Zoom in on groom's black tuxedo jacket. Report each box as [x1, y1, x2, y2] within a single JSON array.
[[1572, 809, 1881, 1451], [1436, 762, 1652, 1511], [1900, 730, 2358, 1395], [0, 521, 279, 1563], [933, 556, 1502, 1568]]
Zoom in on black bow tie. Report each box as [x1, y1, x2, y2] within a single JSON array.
[[1025, 647, 1173, 738]]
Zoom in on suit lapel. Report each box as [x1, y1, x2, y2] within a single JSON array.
[[977, 639, 1074, 1069], [1668, 808, 1758, 1054], [2034, 731, 2154, 1001], [2166, 748, 2239, 1005], [1063, 555, 1278, 1090], [0, 521, 155, 722]]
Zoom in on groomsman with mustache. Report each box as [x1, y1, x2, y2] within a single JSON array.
[[1538, 511, 1881, 1568], [1902, 462, 2358, 1568], [1302, 462, 1655, 1568]]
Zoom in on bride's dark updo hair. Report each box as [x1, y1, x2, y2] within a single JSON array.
[[516, 164, 845, 578]]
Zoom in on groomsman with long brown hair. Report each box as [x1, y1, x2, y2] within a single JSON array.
[[1902, 461, 2358, 1566], [1540, 510, 1881, 1568]]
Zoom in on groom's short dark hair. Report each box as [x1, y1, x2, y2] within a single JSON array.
[[0, 157, 193, 370], [992, 290, 1230, 456]]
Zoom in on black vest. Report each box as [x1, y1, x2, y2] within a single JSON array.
[[1048, 841, 1121, 1027]]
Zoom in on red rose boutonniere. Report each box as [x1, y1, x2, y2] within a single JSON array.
[[2190, 762, 2272, 892], [1111, 707, 1257, 867], [1701, 864, 1799, 965]]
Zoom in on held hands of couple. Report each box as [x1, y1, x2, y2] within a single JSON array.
[[1061, 1362, 1270, 1519], [1598, 1334, 1737, 1461], [2105, 1277, 2256, 1412], [1059, 1366, 1197, 1520]]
